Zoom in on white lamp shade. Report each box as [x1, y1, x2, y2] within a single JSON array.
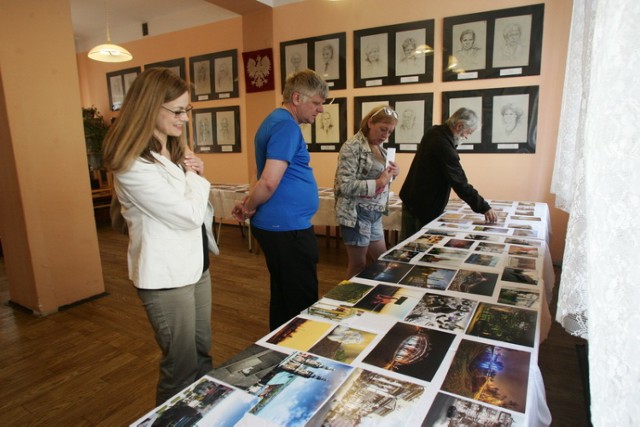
[[88, 43, 133, 63]]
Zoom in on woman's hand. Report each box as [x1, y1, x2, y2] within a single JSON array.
[[387, 160, 399, 178], [183, 150, 204, 176]]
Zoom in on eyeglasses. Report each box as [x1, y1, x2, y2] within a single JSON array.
[[161, 104, 193, 118], [372, 106, 399, 120]]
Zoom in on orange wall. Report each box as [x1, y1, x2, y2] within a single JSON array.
[[77, 0, 572, 262]]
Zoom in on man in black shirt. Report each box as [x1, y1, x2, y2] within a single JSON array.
[[399, 107, 497, 240]]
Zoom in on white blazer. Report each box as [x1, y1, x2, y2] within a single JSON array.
[[114, 152, 219, 290]]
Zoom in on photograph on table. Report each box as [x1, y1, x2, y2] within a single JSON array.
[[144, 57, 186, 80], [106, 66, 141, 111], [501, 267, 539, 286], [423, 392, 524, 425], [442, 86, 539, 153], [353, 284, 424, 319], [498, 287, 541, 309], [280, 32, 346, 90], [464, 253, 501, 268], [381, 248, 421, 263], [355, 19, 434, 88], [246, 352, 354, 426], [308, 368, 426, 426], [428, 247, 468, 260], [416, 253, 463, 268], [464, 233, 503, 243], [447, 269, 499, 297], [507, 255, 537, 270], [356, 260, 413, 283], [306, 301, 364, 322], [192, 106, 241, 153], [265, 317, 334, 352], [441, 339, 531, 413], [131, 375, 256, 427], [321, 280, 374, 304], [475, 241, 507, 254], [354, 93, 433, 153], [404, 292, 478, 333], [442, 4, 544, 81], [466, 302, 537, 347], [507, 244, 539, 258], [505, 237, 541, 247], [400, 240, 434, 253], [399, 265, 457, 290], [208, 344, 288, 392], [362, 322, 455, 382], [307, 325, 378, 364], [189, 49, 239, 101], [444, 238, 475, 250]]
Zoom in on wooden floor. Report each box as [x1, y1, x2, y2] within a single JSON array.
[[0, 223, 589, 426]]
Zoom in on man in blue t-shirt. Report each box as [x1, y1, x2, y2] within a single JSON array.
[[233, 70, 329, 330]]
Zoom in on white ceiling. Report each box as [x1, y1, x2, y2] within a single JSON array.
[[70, 0, 304, 53]]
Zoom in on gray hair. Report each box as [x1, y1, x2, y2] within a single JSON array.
[[282, 69, 329, 103], [446, 107, 479, 131]]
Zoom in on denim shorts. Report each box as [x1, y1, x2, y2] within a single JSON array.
[[340, 205, 384, 247]]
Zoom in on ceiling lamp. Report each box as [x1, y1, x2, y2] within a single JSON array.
[[88, 0, 132, 63]]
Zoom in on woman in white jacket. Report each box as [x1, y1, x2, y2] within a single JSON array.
[[103, 68, 219, 405]]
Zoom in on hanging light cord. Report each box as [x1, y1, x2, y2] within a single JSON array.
[[104, 0, 112, 43]]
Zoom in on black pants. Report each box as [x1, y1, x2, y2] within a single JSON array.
[[251, 225, 319, 331]]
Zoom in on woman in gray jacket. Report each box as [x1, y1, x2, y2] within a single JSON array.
[[334, 106, 399, 278]]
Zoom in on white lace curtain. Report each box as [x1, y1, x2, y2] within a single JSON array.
[[551, 0, 640, 424]]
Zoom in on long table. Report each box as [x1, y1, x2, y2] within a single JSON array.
[[132, 199, 553, 426], [210, 183, 403, 234]]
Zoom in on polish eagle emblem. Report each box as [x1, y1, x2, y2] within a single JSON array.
[[247, 54, 272, 88]]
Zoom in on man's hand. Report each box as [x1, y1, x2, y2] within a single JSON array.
[[484, 208, 498, 224]]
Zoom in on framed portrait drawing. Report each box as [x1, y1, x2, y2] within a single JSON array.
[[443, 4, 544, 81], [304, 97, 347, 152], [280, 32, 346, 90], [354, 20, 434, 88], [106, 66, 141, 111], [189, 49, 239, 101], [442, 86, 539, 153], [144, 58, 186, 80], [354, 93, 433, 153], [192, 106, 241, 153]]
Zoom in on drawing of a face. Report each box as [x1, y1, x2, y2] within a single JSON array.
[[366, 45, 380, 62], [460, 31, 475, 51], [322, 45, 333, 63], [290, 52, 302, 69]]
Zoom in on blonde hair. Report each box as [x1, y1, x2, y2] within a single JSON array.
[[359, 105, 398, 136], [103, 68, 190, 172]]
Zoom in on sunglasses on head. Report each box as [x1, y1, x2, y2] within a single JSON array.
[[372, 106, 399, 120]]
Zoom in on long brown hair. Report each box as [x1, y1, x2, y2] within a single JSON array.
[[102, 68, 190, 172]]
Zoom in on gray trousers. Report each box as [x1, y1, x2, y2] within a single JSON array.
[[137, 269, 213, 405]]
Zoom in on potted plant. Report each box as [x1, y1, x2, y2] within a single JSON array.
[[82, 106, 110, 171]]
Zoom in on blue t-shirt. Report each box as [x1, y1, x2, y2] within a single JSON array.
[[251, 108, 319, 231]]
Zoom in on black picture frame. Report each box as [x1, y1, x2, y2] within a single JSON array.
[[189, 49, 239, 101], [144, 58, 187, 80], [280, 32, 347, 90], [354, 93, 433, 153], [442, 85, 539, 153], [192, 106, 241, 153], [443, 4, 544, 81], [354, 20, 434, 88], [302, 97, 347, 152], [106, 66, 141, 111]]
